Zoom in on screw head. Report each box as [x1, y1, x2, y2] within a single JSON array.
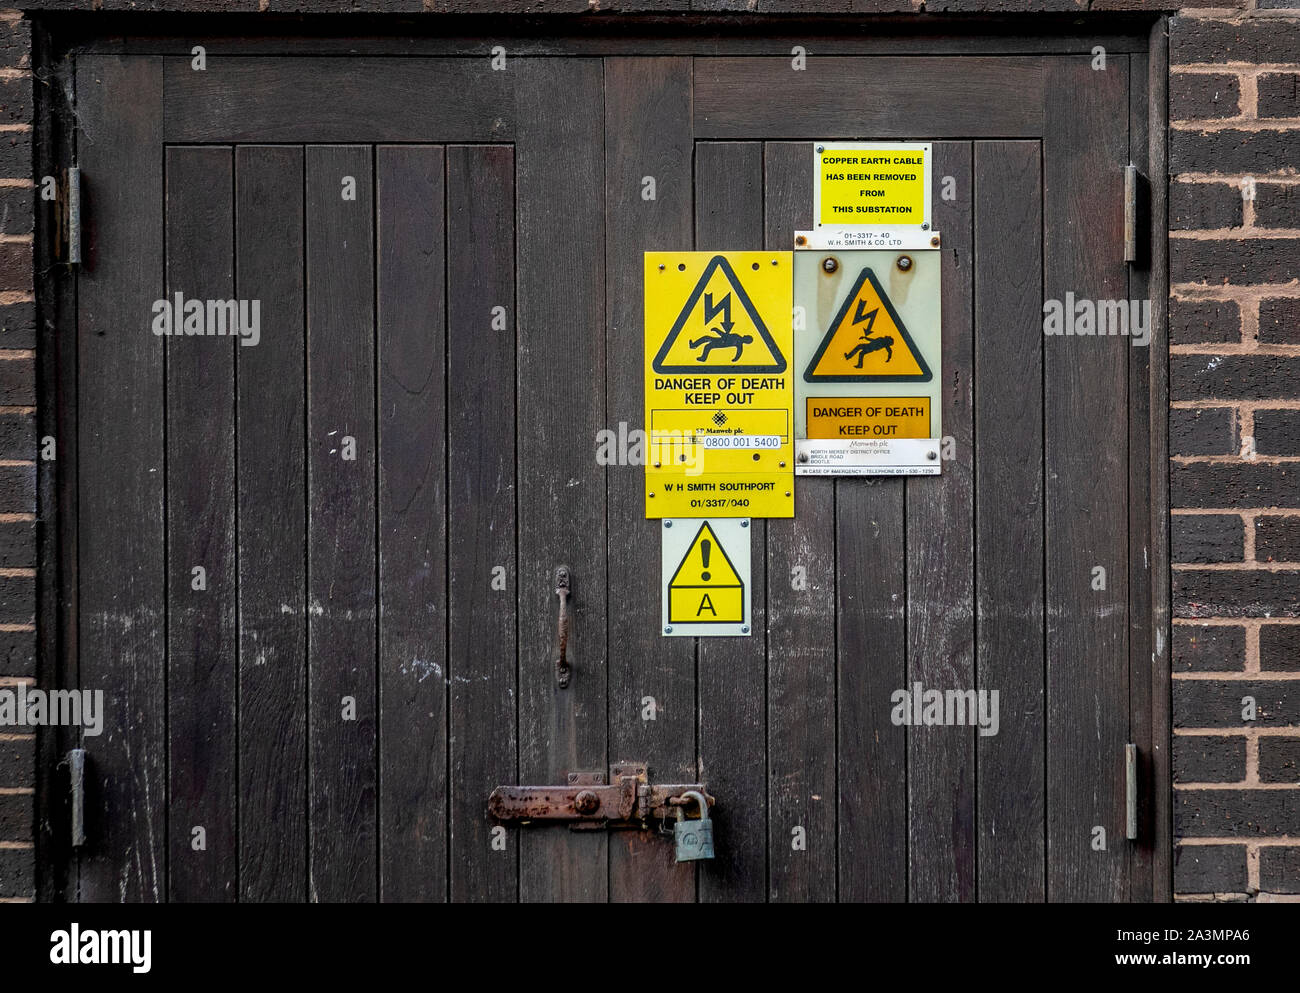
[[927, 450, 938, 461], [741, 520, 749, 528], [816, 145, 824, 154], [664, 626, 673, 634], [921, 223, 930, 230], [822, 257, 838, 274], [794, 234, 807, 247], [658, 263, 665, 270], [897, 255, 913, 272], [741, 626, 750, 634], [664, 520, 672, 528], [785, 491, 791, 497], [648, 492, 655, 498], [779, 461, 786, 468], [798, 452, 809, 463], [930, 236, 940, 247]]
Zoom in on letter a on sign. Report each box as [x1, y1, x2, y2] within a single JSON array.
[[653, 256, 786, 375], [661, 518, 751, 638], [804, 268, 932, 383]]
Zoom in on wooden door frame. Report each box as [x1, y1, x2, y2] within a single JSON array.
[[30, 14, 1171, 902]]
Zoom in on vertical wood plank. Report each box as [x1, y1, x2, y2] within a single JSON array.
[[1044, 57, 1132, 902], [764, 141, 836, 902], [165, 145, 237, 901], [447, 143, 518, 903], [75, 55, 166, 902], [906, 141, 975, 903], [694, 140, 767, 903], [973, 140, 1044, 902], [604, 57, 696, 903], [306, 144, 377, 901], [376, 144, 447, 902], [515, 60, 608, 903], [235, 145, 308, 902]]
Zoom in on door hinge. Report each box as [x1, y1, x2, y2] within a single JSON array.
[[1123, 164, 1146, 266], [67, 747, 87, 847], [64, 167, 81, 266], [1125, 743, 1138, 841]]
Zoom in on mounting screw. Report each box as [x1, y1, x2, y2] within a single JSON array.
[[741, 626, 750, 634], [779, 461, 786, 468], [922, 223, 930, 230], [741, 520, 749, 528], [648, 492, 655, 498], [771, 259, 779, 266], [822, 257, 838, 274], [785, 491, 791, 497], [798, 452, 809, 463], [897, 255, 913, 272], [930, 236, 940, 248], [816, 145, 824, 154], [574, 790, 600, 815], [927, 450, 938, 461], [664, 520, 672, 528], [664, 626, 673, 634], [658, 263, 665, 270], [795, 234, 808, 247]]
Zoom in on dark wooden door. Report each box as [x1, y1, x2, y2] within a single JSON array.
[[46, 31, 1166, 902]]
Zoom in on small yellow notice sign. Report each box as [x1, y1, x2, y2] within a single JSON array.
[[814, 142, 931, 230], [644, 252, 794, 519]]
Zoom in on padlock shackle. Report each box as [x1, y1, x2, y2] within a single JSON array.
[[680, 790, 710, 819]]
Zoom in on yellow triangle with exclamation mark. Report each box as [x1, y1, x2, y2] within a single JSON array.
[[667, 522, 744, 624]]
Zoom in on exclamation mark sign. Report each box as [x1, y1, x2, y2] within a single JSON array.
[[700, 539, 712, 582]]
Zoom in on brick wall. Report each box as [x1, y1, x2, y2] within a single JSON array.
[[0, 1, 1297, 903], [1169, 5, 1300, 904], [0, 5, 31, 903]]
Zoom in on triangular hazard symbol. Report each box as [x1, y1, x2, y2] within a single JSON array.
[[653, 255, 787, 375], [803, 267, 933, 383], [667, 522, 744, 624]]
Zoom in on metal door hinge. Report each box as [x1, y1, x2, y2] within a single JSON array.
[[489, 762, 714, 831], [67, 748, 86, 847], [1123, 165, 1146, 266], [64, 167, 82, 266]]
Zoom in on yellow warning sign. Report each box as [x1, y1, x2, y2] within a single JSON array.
[[645, 252, 794, 519], [667, 522, 744, 624], [803, 268, 933, 383], [816, 142, 930, 228], [806, 397, 931, 439]]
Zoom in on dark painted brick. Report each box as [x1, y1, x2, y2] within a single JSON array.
[[0, 734, 33, 786], [1260, 624, 1300, 672], [0, 410, 32, 455], [1173, 237, 1300, 286], [0, 19, 29, 73], [1175, 569, 1300, 617], [1172, 73, 1241, 121], [0, 628, 33, 676], [1174, 679, 1300, 726], [1171, 16, 1300, 65], [0, 463, 34, 512], [1174, 844, 1248, 893], [1172, 513, 1244, 563], [0, 356, 32, 404], [0, 518, 32, 569], [1174, 735, 1246, 782], [0, 75, 29, 128], [0, 845, 32, 899], [1171, 407, 1237, 456], [1255, 409, 1300, 456], [0, 791, 31, 841], [0, 302, 32, 351], [1260, 737, 1300, 783], [1256, 515, 1300, 562], [0, 130, 30, 178], [0, 241, 30, 293], [1256, 184, 1300, 230], [1171, 131, 1300, 176], [1172, 354, 1300, 402], [1175, 788, 1300, 837], [1174, 624, 1245, 672], [0, 573, 31, 625], [1259, 73, 1300, 119], [1171, 181, 1242, 230], [0, 184, 30, 236], [1171, 462, 1300, 508], [1260, 298, 1300, 345], [1260, 847, 1300, 893], [1170, 298, 1240, 345]]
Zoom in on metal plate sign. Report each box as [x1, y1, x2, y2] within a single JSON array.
[[813, 142, 931, 232], [661, 518, 751, 637], [793, 248, 943, 476], [644, 252, 794, 518]]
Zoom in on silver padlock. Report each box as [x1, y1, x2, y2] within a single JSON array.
[[673, 790, 714, 863]]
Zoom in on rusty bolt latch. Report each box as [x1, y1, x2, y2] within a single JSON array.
[[488, 763, 715, 831]]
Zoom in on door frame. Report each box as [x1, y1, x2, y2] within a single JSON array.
[[30, 13, 1171, 901]]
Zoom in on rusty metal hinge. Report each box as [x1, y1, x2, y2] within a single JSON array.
[[489, 762, 714, 831], [1123, 164, 1146, 266]]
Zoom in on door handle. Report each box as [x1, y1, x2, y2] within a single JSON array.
[[555, 565, 571, 688], [1125, 743, 1138, 841]]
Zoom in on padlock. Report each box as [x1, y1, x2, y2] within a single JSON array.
[[673, 790, 714, 863]]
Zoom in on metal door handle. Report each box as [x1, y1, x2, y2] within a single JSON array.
[[555, 566, 571, 688]]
